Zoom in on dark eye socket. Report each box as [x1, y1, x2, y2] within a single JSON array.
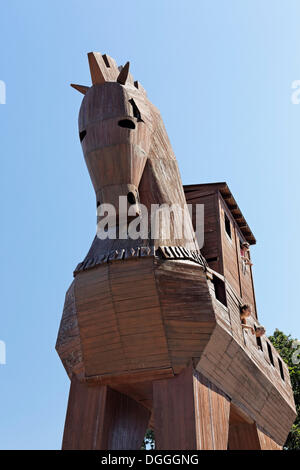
[[129, 98, 143, 122], [79, 130, 87, 142], [118, 119, 136, 129]]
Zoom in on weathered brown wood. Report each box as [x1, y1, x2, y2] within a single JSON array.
[[56, 52, 296, 450], [228, 423, 261, 450], [70, 84, 89, 95], [227, 404, 282, 450], [257, 426, 282, 450], [153, 364, 230, 450], [63, 376, 150, 450], [227, 403, 260, 449], [184, 183, 257, 313]]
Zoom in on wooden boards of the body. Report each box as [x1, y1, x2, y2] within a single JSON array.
[[154, 259, 215, 374], [75, 257, 169, 378], [74, 258, 215, 380], [196, 321, 295, 446]]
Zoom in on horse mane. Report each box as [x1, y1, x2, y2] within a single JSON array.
[[71, 52, 147, 96]]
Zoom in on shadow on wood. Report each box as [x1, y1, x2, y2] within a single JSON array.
[[63, 376, 150, 450], [153, 364, 230, 450]]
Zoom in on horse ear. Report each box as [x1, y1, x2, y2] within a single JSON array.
[[70, 84, 90, 95], [117, 62, 130, 85], [88, 52, 106, 85]]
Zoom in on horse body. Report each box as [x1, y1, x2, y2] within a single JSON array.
[[56, 53, 296, 450]]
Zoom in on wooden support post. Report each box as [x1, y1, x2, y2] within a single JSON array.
[[228, 422, 282, 450], [228, 423, 261, 450], [62, 376, 150, 450], [227, 404, 282, 450], [153, 364, 231, 450], [257, 426, 282, 450]]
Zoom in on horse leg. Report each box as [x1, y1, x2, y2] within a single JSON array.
[[228, 421, 282, 450], [62, 375, 150, 450], [153, 363, 231, 450]]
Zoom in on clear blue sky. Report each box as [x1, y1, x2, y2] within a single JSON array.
[[0, 0, 299, 449]]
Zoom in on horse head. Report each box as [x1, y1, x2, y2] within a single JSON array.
[[72, 53, 155, 217], [72, 52, 198, 250]]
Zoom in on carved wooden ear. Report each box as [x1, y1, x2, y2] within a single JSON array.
[[88, 52, 106, 85], [70, 84, 90, 95], [117, 62, 130, 85]]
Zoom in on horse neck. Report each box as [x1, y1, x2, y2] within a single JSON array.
[[138, 115, 198, 251]]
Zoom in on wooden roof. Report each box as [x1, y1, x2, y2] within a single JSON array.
[[184, 182, 256, 245]]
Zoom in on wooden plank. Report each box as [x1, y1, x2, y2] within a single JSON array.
[[63, 376, 150, 449], [153, 364, 230, 450], [228, 423, 261, 450], [257, 426, 282, 450]]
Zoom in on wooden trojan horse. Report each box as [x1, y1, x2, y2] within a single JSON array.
[[56, 53, 296, 450]]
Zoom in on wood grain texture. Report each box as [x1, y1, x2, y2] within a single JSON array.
[[196, 322, 296, 446], [257, 426, 282, 450], [228, 406, 282, 450], [155, 259, 215, 374], [75, 258, 170, 378], [228, 423, 261, 450], [56, 53, 296, 450], [56, 282, 84, 379], [153, 364, 230, 450], [184, 182, 256, 245], [63, 376, 150, 450], [184, 183, 257, 313]]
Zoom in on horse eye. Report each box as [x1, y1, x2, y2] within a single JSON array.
[[79, 130, 87, 142], [118, 119, 136, 129], [129, 98, 143, 122]]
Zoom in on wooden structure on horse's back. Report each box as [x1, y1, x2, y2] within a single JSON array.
[[56, 53, 296, 450]]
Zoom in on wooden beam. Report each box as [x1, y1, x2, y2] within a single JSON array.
[[62, 376, 150, 450], [153, 364, 230, 450]]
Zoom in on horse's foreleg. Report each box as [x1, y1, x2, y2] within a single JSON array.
[[152, 363, 231, 450], [62, 376, 150, 450]]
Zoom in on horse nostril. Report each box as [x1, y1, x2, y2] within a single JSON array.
[[127, 192, 136, 205], [118, 119, 136, 130]]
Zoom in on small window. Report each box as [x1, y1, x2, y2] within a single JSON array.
[[129, 98, 143, 122], [212, 275, 227, 307], [267, 342, 275, 366], [278, 358, 285, 381], [254, 325, 263, 350], [224, 213, 231, 239]]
